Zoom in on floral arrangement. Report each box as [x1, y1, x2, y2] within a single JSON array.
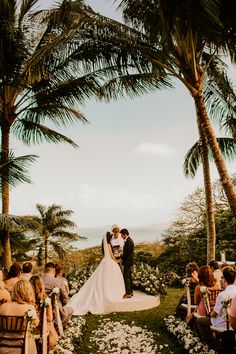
[[132, 263, 167, 296], [90, 318, 158, 353], [67, 263, 99, 296], [50, 316, 86, 354], [200, 286, 211, 314], [66, 262, 167, 297], [164, 315, 215, 354], [221, 295, 232, 309]]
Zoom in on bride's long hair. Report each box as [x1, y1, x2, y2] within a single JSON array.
[[102, 232, 112, 255]]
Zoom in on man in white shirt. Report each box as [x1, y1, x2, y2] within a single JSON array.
[[197, 266, 236, 343]]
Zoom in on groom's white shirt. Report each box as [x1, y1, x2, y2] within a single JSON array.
[[111, 235, 124, 248]]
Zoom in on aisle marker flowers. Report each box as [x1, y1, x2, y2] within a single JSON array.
[[164, 315, 215, 354], [50, 316, 86, 354]]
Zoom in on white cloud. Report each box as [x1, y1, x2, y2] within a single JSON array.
[[134, 142, 176, 157], [65, 184, 161, 210]]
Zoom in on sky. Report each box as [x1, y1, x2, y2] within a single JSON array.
[[10, 0, 236, 229]]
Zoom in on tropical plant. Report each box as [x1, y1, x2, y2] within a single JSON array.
[[0, 213, 39, 268], [183, 66, 236, 262], [33, 204, 83, 265], [184, 132, 236, 263], [99, 0, 236, 214], [0, 0, 119, 269], [0, 151, 38, 267]]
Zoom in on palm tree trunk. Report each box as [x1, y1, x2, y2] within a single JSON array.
[[1, 124, 12, 270], [197, 116, 216, 263], [194, 93, 236, 213]]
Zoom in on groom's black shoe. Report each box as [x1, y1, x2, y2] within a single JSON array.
[[123, 294, 132, 299]]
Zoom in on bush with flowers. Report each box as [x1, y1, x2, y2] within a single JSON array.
[[66, 262, 167, 297], [164, 315, 215, 354], [50, 316, 86, 354], [132, 263, 167, 296], [90, 318, 158, 353], [67, 263, 99, 296]]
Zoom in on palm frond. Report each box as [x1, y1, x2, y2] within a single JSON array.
[[0, 214, 39, 232], [0, 151, 38, 190], [183, 141, 202, 178], [12, 120, 78, 147]]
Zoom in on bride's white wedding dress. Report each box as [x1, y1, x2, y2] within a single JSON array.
[[68, 236, 126, 315]]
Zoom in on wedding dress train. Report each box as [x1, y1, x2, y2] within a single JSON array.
[[68, 236, 125, 315]]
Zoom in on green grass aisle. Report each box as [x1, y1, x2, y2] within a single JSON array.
[[75, 287, 185, 354]]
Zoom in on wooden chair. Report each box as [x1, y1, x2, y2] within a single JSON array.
[[194, 288, 221, 321], [0, 315, 30, 354], [51, 289, 64, 337], [34, 302, 49, 354], [179, 281, 197, 322]]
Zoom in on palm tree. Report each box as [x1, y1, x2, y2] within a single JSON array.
[[0, 0, 119, 268], [99, 0, 236, 212], [184, 135, 236, 262], [184, 64, 236, 262], [34, 204, 83, 265]]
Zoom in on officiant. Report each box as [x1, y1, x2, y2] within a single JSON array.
[[110, 225, 124, 261]]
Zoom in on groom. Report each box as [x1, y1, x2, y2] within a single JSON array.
[[120, 228, 134, 299]]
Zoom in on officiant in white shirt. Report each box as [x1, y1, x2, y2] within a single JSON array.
[[110, 225, 124, 249]]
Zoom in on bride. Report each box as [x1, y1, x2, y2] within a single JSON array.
[[68, 232, 126, 315]]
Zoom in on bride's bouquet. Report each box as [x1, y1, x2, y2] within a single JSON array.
[[112, 246, 122, 259]]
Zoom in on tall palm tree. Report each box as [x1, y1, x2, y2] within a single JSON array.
[[184, 64, 236, 262], [0, 0, 121, 268], [184, 135, 236, 262], [99, 0, 236, 212], [34, 204, 82, 265]]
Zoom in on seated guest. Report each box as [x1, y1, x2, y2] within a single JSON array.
[[4, 263, 22, 294], [197, 266, 236, 343], [175, 262, 199, 318], [30, 275, 59, 350], [230, 294, 236, 327], [21, 261, 33, 281], [55, 263, 69, 296], [209, 260, 223, 289], [41, 262, 73, 327], [0, 279, 39, 354], [194, 265, 221, 316], [0, 270, 11, 304]]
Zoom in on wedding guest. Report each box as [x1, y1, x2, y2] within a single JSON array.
[[197, 266, 236, 343], [30, 275, 59, 350], [21, 261, 33, 281], [194, 265, 221, 316], [175, 262, 199, 318], [209, 260, 222, 288], [120, 228, 134, 298], [4, 263, 22, 294], [41, 262, 73, 327], [0, 270, 11, 304], [0, 279, 39, 354], [55, 263, 69, 296]]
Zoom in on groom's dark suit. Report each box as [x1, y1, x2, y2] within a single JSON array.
[[122, 236, 134, 295]]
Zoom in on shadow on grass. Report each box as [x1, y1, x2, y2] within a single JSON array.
[[75, 287, 187, 353]]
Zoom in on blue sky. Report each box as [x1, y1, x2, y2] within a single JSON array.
[[10, 0, 236, 228]]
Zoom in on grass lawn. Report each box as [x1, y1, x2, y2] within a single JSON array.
[[75, 287, 186, 353]]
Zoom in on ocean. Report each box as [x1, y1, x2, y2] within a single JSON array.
[[72, 227, 165, 249]]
